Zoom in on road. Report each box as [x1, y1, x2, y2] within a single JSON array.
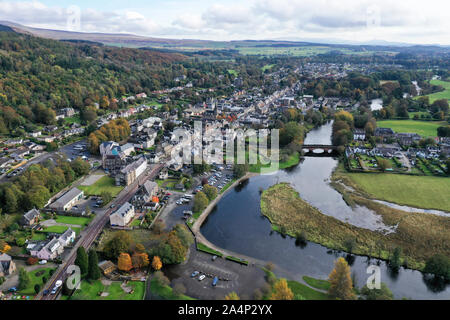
[[37, 162, 164, 300]]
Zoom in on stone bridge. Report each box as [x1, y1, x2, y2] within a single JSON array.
[[302, 144, 338, 156]]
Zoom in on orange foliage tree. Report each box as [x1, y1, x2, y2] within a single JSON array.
[[152, 256, 162, 271], [270, 278, 294, 300], [328, 257, 356, 300], [132, 252, 150, 269], [117, 253, 132, 272]]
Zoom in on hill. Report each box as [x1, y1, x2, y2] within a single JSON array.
[[0, 30, 186, 135]]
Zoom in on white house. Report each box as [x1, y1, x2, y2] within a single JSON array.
[[109, 202, 135, 227]]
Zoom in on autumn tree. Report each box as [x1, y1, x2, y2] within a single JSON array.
[[118, 253, 133, 272], [328, 257, 356, 300], [152, 256, 163, 271], [132, 252, 149, 270], [225, 292, 240, 300], [270, 278, 294, 300]]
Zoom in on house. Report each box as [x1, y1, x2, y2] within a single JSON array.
[[50, 187, 84, 212], [109, 202, 135, 227], [353, 128, 366, 141], [29, 130, 42, 138], [0, 254, 16, 277], [36, 238, 64, 260], [115, 157, 147, 186], [21, 208, 41, 226], [98, 260, 117, 276], [57, 228, 76, 247], [375, 127, 395, 137], [159, 168, 169, 180]]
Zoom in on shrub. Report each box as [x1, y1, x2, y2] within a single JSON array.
[[26, 257, 39, 265]]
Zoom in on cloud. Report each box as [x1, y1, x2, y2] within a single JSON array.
[[0, 0, 448, 44]]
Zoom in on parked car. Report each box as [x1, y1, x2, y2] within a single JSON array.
[[55, 280, 63, 288], [191, 271, 199, 278], [212, 276, 219, 286], [51, 287, 58, 295], [198, 275, 206, 281], [43, 289, 50, 296], [38, 260, 47, 265], [212, 255, 218, 261]]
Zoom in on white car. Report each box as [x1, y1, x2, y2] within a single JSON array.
[[38, 260, 47, 265], [198, 275, 206, 281], [55, 280, 63, 288]]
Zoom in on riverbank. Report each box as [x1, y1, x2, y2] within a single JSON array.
[[260, 182, 450, 271], [332, 165, 450, 212]]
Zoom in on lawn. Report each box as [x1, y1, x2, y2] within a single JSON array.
[[197, 242, 223, 257], [287, 280, 330, 300], [416, 79, 450, 103], [39, 225, 81, 235], [78, 176, 124, 197], [69, 280, 145, 300], [55, 215, 92, 226], [376, 119, 444, 137], [345, 173, 450, 211], [17, 267, 55, 296], [149, 277, 195, 300], [302, 276, 331, 291]]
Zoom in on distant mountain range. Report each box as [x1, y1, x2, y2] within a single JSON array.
[[1, 21, 449, 52]]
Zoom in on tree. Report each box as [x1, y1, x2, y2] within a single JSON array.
[[34, 284, 41, 294], [88, 250, 101, 280], [225, 292, 240, 300], [152, 256, 163, 271], [270, 278, 294, 300], [18, 267, 31, 290], [193, 191, 209, 213], [437, 126, 450, 138], [173, 282, 186, 297], [100, 191, 113, 207], [75, 247, 89, 277], [233, 164, 248, 178], [103, 231, 132, 259], [360, 283, 394, 300], [424, 254, 450, 281], [328, 257, 356, 300], [390, 247, 402, 269], [118, 253, 133, 272], [153, 271, 170, 286], [377, 158, 391, 171], [132, 252, 149, 269], [202, 184, 218, 201]]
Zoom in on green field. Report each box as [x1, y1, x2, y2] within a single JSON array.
[[377, 119, 444, 137], [78, 176, 124, 197], [197, 242, 223, 257], [17, 267, 55, 296], [417, 80, 450, 103], [346, 173, 450, 211], [302, 276, 331, 291], [227, 69, 238, 76], [55, 215, 92, 226], [149, 277, 195, 300], [69, 280, 145, 300], [261, 64, 275, 72], [39, 225, 81, 235]]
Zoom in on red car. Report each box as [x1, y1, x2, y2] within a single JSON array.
[[166, 193, 172, 196]]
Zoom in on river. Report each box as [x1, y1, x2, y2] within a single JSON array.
[[200, 121, 450, 300]]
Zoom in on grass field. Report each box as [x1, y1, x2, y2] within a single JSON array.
[[227, 69, 238, 76], [302, 276, 331, 291], [261, 182, 450, 270], [416, 80, 450, 103], [149, 277, 195, 300], [197, 242, 223, 257], [17, 267, 55, 296], [261, 64, 275, 72], [376, 119, 445, 137], [344, 173, 450, 211], [55, 215, 92, 226], [69, 280, 145, 300], [39, 225, 81, 235], [78, 176, 124, 197]]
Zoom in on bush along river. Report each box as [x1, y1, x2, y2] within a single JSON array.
[[200, 121, 450, 299]]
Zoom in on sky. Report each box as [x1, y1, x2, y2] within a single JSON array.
[[0, 0, 449, 45]]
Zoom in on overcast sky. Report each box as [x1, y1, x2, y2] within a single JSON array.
[[0, 0, 449, 45]]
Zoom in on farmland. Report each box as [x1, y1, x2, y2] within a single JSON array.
[[376, 119, 445, 137], [418, 79, 450, 103]]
